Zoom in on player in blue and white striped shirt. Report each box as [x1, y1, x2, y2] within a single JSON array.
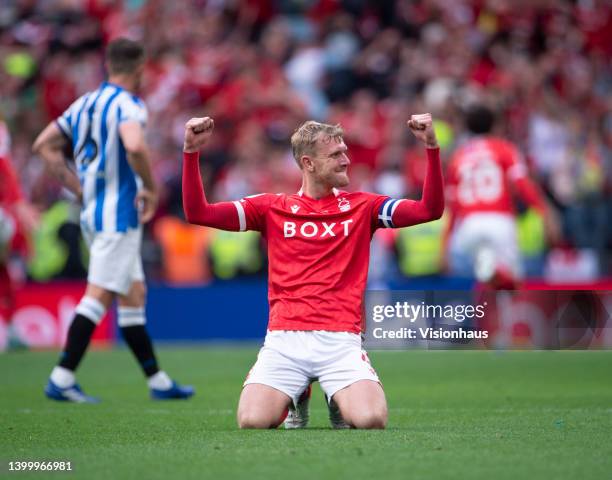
[[56, 76, 147, 234], [33, 38, 193, 403]]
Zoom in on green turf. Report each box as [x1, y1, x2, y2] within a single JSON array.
[[1, 348, 611, 479]]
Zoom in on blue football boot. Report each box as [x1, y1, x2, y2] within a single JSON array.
[[150, 381, 194, 400], [45, 379, 100, 403]]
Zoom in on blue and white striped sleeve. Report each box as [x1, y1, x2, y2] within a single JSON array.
[[377, 197, 405, 228], [118, 95, 147, 127], [55, 104, 75, 140]]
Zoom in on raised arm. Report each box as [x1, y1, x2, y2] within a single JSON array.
[[182, 117, 241, 231], [391, 114, 445, 227]]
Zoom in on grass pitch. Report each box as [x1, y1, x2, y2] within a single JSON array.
[[1, 348, 611, 479]]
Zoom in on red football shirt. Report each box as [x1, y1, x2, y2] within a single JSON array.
[[0, 156, 22, 207], [447, 137, 527, 219], [236, 189, 390, 334], [182, 148, 444, 334], [0, 121, 20, 207]]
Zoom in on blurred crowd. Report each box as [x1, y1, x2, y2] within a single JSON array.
[[0, 0, 610, 285]]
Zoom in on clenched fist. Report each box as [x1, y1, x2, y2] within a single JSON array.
[[407, 113, 438, 149], [183, 117, 215, 153]]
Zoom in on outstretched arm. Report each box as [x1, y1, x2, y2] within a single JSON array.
[[391, 114, 445, 227], [182, 117, 241, 231]]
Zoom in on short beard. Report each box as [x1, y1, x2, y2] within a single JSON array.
[[329, 172, 349, 188], [313, 170, 349, 189]]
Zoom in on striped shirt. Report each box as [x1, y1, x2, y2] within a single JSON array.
[[55, 81, 147, 233]]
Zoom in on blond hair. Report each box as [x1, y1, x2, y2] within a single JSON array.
[[290, 121, 344, 168]]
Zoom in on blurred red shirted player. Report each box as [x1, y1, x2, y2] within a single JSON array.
[[0, 118, 36, 349], [182, 114, 444, 429], [445, 105, 559, 288]]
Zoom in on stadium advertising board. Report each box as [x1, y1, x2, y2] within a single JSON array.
[[1, 282, 114, 349]]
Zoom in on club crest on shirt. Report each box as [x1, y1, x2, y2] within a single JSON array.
[[338, 197, 351, 212], [291, 205, 300, 214]]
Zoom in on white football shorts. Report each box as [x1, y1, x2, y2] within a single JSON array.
[[82, 227, 144, 295], [243, 330, 380, 406], [448, 212, 522, 279]]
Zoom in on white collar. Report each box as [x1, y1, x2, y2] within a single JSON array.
[[296, 188, 340, 197]]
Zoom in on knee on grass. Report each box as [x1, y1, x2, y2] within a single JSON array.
[[237, 410, 283, 429], [348, 407, 388, 429]]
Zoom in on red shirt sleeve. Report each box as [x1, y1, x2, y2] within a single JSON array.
[[239, 194, 278, 232], [182, 151, 240, 231], [502, 140, 528, 181], [375, 147, 444, 229], [367, 193, 390, 231], [513, 178, 547, 214], [182, 151, 276, 232], [0, 156, 23, 206], [502, 141, 547, 214]]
